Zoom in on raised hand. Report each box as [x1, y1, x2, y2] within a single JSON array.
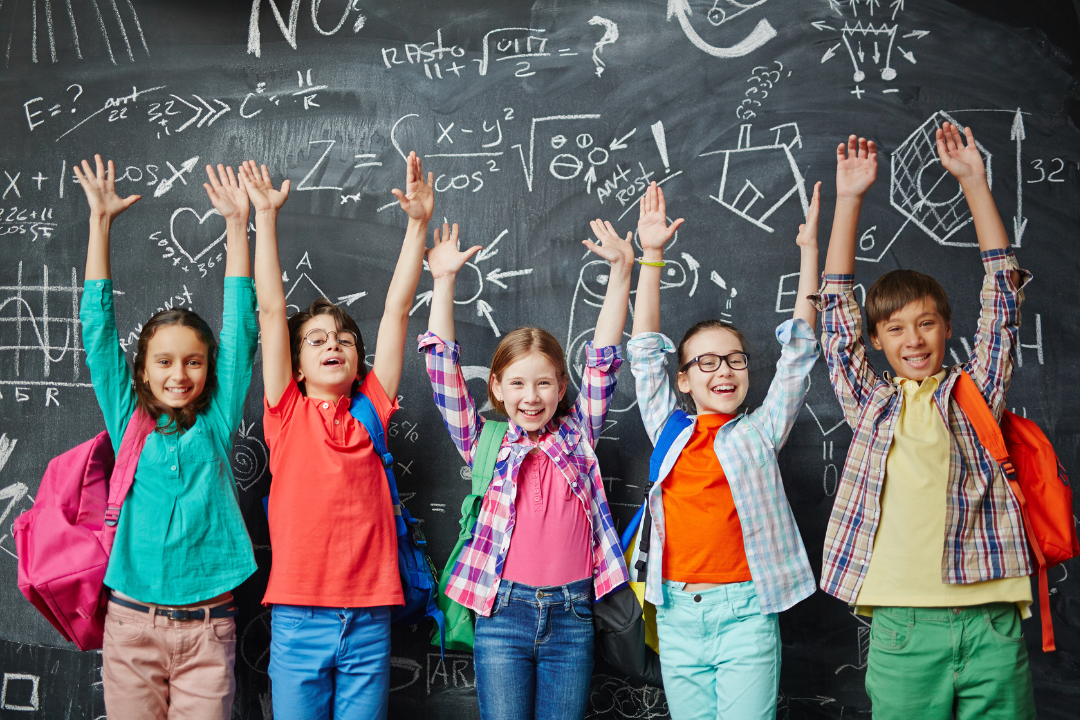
[[935, 122, 986, 185], [426, 222, 480, 280], [391, 151, 434, 222], [835, 135, 878, 200], [239, 160, 290, 212], [796, 182, 822, 250], [584, 219, 635, 270], [73, 155, 140, 220], [637, 182, 684, 253], [203, 164, 249, 223]]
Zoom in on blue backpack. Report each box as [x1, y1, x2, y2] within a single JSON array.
[[262, 392, 446, 650]]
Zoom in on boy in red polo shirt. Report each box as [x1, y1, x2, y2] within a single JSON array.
[[242, 153, 433, 720]]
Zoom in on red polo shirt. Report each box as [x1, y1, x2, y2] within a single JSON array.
[[262, 373, 403, 607]]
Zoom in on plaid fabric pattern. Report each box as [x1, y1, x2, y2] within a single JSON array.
[[418, 332, 629, 616], [814, 249, 1033, 603], [626, 319, 819, 614]]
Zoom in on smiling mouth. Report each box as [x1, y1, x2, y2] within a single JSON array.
[[903, 353, 931, 367], [519, 409, 543, 418], [322, 358, 345, 366], [166, 387, 192, 396], [710, 384, 737, 395]]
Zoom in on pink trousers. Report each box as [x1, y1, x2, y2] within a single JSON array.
[[101, 599, 237, 720]]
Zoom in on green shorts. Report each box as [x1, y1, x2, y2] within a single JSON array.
[[865, 603, 1035, 720]]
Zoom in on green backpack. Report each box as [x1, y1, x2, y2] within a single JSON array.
[[432, 419, 508, 651]]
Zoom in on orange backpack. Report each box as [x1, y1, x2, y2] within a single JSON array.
[[953, 370, 1079, 651]]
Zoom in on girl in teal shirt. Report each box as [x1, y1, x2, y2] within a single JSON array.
[[77, 155, 257, 720]]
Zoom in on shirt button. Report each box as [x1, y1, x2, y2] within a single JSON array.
[[322, 402, 329, 409], [571, 482, 578, 489], [883, 420, 891, 426], [96, 281, 103, 288], [169, 446, 175, 452], [335, 419, 340, 425], [170, 465, 177, 472]]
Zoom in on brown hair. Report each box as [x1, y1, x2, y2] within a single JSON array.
[[487, 327, 571, 418], [865, 270, 952, 334], [675, 320, 750, 413], [132, 308, 218, 435], [287, 297, 366, 396]]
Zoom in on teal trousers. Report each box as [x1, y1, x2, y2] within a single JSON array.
[[866, 603, 1036, 720]]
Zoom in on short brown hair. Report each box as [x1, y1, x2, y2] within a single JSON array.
[[865, 270, 951, 334], [132, 308, 218, 434], [287, 297, 366, 395], [675, 320, 749, 412], [487, 327, 570, 418]]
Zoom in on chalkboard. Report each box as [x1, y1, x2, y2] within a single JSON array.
[[0, 1, 1078, 718]]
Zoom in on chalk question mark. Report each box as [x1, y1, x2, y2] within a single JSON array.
[[588, 16, 619, 78], [67, 84, 83, 113]]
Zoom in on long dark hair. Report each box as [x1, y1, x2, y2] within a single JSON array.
[[132, 308, 218, 434], [675, 319, 750, 413], [287, 297, 366, 396]]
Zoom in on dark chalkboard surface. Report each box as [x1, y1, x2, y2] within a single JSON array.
[[0, 1, 1078, 718]]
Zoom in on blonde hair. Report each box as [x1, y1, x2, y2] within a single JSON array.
[[487, 327, 571, 418]]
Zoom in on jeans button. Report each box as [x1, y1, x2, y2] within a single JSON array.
[[694, 595, 702, 602], [535, 590, 543, 601], [952, 607, 962, 615]]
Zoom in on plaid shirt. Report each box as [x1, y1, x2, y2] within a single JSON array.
[[418, 332, 629, 616], [813, 249, 1033, 604], [626, 319, 819, 614]]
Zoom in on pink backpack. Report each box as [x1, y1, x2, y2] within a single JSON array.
[[14, 409, 154, 650]]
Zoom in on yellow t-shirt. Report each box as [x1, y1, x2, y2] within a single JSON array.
[[854, 371, 1032, 616]]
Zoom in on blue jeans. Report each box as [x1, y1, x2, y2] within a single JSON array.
[[655, 581, 781, 720], [269, 605, 391, 720], [473, 577, 594, 720]]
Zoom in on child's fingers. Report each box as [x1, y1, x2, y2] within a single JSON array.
[[623, 231, 633, 244], [260, 164, 271, 184], [391, 188, 405, 202], [279, 179, 290, 196], [603, 220, 618, 238], [581, 239, 600, 255], [846, 135, 857, 159], [656, 184, 666, 214], [669, 217, 685, 233], [836, 142, 847, 163], [225, 165, 238, 188], [106, 160, 116, 188], [94, 154, 105, 179], [857, 137, 868, 159], [963, 126, 975, 149], [462, 245, 483, 262], [122, 194, 141, 209], [867, 140, 877, 159], [426, 171, 433, 188], [449, 223, 460, 245]]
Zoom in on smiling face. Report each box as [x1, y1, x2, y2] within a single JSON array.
[[490, 351, 567, 440], [676, 327, 749, 416], [140, 325, 209, 409], [870, 296, 952, 382], [295, 314, 361, 401]]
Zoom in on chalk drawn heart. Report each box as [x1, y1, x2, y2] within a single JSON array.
[[170, 207, 226, 264]]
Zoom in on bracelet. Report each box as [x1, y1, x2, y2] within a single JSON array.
[[636, 258, 666, 267]]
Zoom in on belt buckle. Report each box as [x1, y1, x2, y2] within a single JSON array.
[[160, 608, 193, 621]]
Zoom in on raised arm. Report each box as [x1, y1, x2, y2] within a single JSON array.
[[371, 152, 434, 399], [240, 161, 292, 406], [822, 136, 877, 276], [74, 155, 140, 281], [793, 182, 821, 328], [426, 222, 482, 343], [936, 122, 1018, 283], [203, 164, 251, 278], [631, 182, 683, 336], [583, 220, 634, 347]]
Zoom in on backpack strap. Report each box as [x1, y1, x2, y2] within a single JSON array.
[[471, 420, 508, 498], [100, 408, 157, 553], [350, 392, 406, 536], [631, 410, 694, 582], [953, 370, 1054, 651]]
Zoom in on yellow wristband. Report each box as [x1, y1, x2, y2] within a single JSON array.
[[636, 258, 666, 267]]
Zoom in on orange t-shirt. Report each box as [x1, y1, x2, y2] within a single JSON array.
[[262, 373, 403, 608], [661, 413, 752, 584]]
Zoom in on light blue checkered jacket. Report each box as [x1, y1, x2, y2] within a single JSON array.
[[626, 319, 818, 614]]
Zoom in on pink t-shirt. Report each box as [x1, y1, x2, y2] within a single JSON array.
[[501, 449, 594, 587]]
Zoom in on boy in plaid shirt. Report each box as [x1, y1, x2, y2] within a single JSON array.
[[813, 124, 1035, 719]]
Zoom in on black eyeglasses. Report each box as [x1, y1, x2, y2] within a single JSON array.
[[679, 352, 748, 373], [303, 329, 357, 348]]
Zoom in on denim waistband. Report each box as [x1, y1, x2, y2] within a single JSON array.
[[497, 577, 593, 607], [661, 580, 757, 607]]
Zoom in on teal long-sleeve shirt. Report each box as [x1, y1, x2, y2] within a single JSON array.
[[80, 277, 258, 605]]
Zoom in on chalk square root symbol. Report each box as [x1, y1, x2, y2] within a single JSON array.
[[890, 111, 991, 247]]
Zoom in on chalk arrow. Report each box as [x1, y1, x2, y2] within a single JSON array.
[[485, 268, 534, 289], [281, 271, 289, 283], [872, 42, 880, 64], [667, 0, 776, 58], [475, 229, 508, 262], [153, 156, 200, 197], [476, 300, 501, 337], [410, 290, 433, 316], [0, 481, 30, 536], [1011, 108, 1027, 245], [857, 42, 864, 62], [903, 30, 929, 39], [0, 434, 17, 474], [207, 99, 231, 126], [681, 252, 700, 297], [898, 47, 916, 64], [821, 43, 841, 63], [811, 21, 835, 31], [710, 270, 727, 290], [170, 94, 202, 132], [194, 95, 217, 128], [584, 166, 598, 194], [609, 128, 637, 151], [237, 420, 254, 438], [337, 291, 368, 306]]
